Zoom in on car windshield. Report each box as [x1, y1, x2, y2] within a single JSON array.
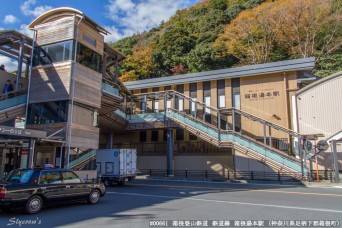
[[5, 169, 35, 184]]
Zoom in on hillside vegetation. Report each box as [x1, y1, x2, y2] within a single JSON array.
[[111, 0, 342, 82]]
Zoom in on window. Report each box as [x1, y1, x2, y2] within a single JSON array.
[[205, 96, 211, 114], [154, 100, 159, 112], [176, 129, 184, 141], [191, 98, 196, 115], [203, 81, 211, 113], [189, 133, 197, 141], [34, 40, 73, 66], [140, 131, 147, 142], [39, 171, 62, 184], [163, 130, 168, 141], [76, 43, 102, 73], [27, 101, 68, 125], [217, 79, 225, 108], [167, 100, 172, 108], [218, 95, 225, 108], [178, 99, 184, 111], [5, 169, 34, 184], [62, 171, 82, 183], [151, 131, 159, 141]]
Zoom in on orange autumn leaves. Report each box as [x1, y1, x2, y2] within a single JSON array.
[[215, 0, 342, 65]]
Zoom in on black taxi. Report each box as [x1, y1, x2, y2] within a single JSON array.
[[0, 168, 106, 214]]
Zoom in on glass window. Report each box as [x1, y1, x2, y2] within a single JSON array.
[[189, 133, 197, 141], [167, 100, 172, 108], [154, 100, 159, 112], [190, 98, 196, 115], [178, 99, 184, 111], [176, 129, 184, 141], [151, 131, 159, 141], [76, 43, 102, 73], [62, 171, 82, 183], [5, 169, 34, 184], [28, 101, 68, 125], [140, 131, 147, 142], [219, 95, 225, 108], [39, 171, 62, 184], [205, 96, 211, 114], [34, 40, 73, 66]]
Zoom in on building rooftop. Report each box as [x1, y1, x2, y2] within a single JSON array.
[[124, 57, 315, 90], [28, 7, 110, 35]]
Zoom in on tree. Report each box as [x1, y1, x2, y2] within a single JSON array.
[[272, 0, 342, 60], [216, 0, 342, 66], [216, 1, 279, 64]]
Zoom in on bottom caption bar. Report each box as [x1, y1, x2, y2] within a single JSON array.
[[149, 220, 340, 227]]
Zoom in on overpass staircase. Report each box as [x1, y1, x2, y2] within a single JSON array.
[[0, 90, 27, 123], [129, 91, 308, 177]]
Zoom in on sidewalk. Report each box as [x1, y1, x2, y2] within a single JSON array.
[[302, 180, 342, 188], [136, 175, 342, 187]]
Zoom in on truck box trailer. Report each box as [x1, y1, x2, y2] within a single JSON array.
[[96, 149, 137, 186]]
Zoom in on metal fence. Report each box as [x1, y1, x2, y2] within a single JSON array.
[[309, 170, 342, 182], [138, 169, 303, 182]]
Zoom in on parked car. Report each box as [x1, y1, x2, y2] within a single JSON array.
[[0, 168, 106, 214]]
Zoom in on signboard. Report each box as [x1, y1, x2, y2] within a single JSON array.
[[316, 140, 329, 152], [0, 125, 47, 138], [244, 88, 280, 101]]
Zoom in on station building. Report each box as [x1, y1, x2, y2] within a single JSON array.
[[0, 7, 339, 180], [122, 58, 317, 174]]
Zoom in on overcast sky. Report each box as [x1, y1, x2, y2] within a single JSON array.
[[0, 0, 202, 72]]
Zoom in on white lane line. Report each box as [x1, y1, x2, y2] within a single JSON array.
[[107, 191, 342, 214]]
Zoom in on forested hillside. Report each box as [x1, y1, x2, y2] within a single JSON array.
[[111, 0, 342, 82]]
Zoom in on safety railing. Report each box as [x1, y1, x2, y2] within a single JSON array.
[[0, 89, 27, 111], [139, 169, 303, 182], [127, 90, 309, 174]]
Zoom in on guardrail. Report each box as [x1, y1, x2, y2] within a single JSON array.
[[138, 169, 303, 182]]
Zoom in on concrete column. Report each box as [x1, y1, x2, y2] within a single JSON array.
[[107, 132, 113, 149], [332, 140, 340, 183], [167, 129, 174, 176], [16, 38, 25, 91], [27, 138, 35, 168], [0, 149, 6, 179]]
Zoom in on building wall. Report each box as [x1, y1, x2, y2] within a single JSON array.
[[133, 72, 298, 138], [73, 62, 102, 109], [297, 75, 342, 138], [30, 62, 71, 103], [125, 71, 301, 173], [240, 72, 296, 139], [34, 16, 75, 45], [295, 73, 342, 170], [77, 20, 104, 55], [138, 155, 233, 174]]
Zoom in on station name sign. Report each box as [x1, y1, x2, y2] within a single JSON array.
[[0, 125, 47, 138], [245, 89, 280, 100]]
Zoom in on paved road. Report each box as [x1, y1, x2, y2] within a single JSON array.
[[0, 179, 341, 228]]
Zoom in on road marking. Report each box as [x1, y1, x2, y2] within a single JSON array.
[[130, 183, 342, 197], [107, 191, 342, 214]]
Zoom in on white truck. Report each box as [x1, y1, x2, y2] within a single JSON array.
[[96, 149, 137, 186]]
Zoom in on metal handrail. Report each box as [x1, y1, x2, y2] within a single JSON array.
[[69, 149, 96, 168]]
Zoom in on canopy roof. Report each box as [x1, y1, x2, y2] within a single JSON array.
[[0, 30, 33, 63], [29, 7, 110, 35]]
